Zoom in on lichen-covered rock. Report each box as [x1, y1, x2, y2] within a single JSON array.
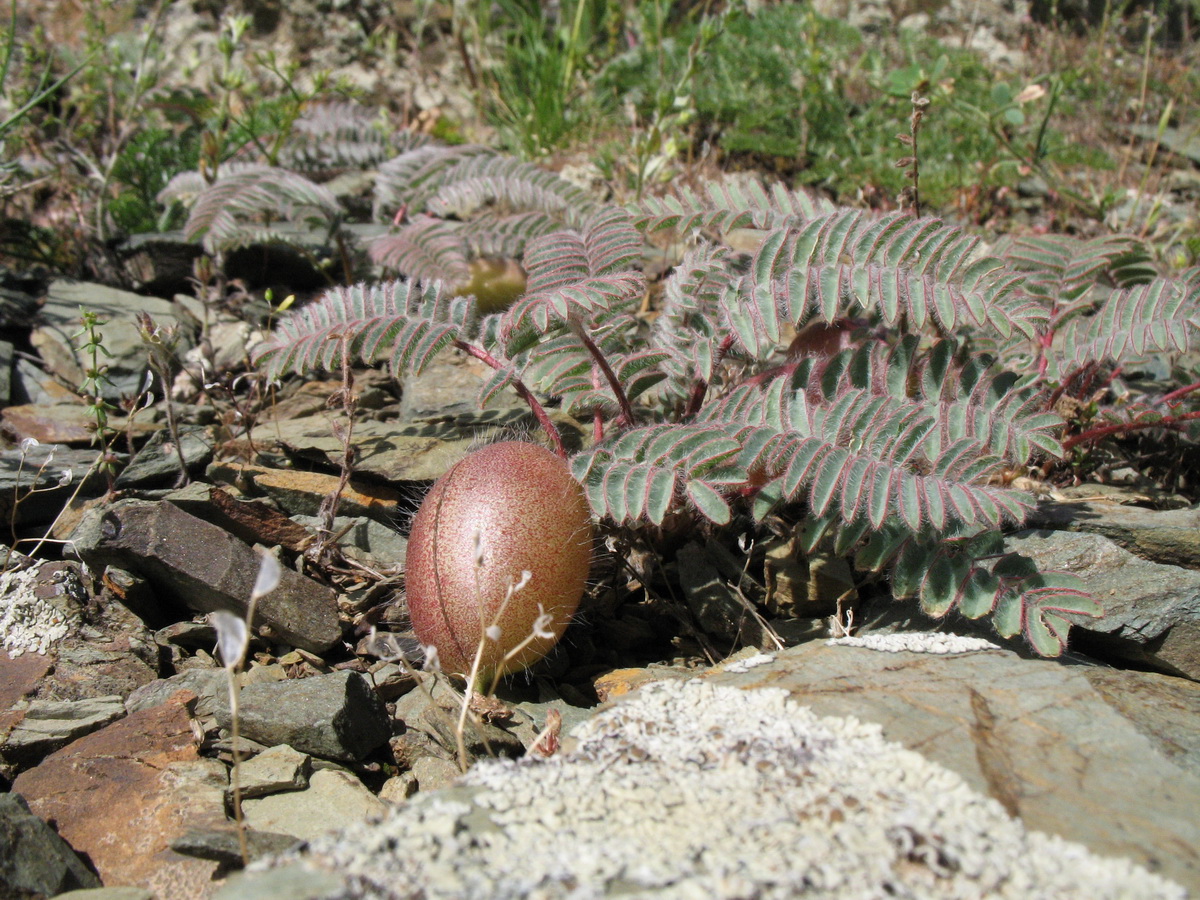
[[218, 678, 1185, 900]]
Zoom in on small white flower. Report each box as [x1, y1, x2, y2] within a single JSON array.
[[57, 469, 72, 486], [532, 604, 555, 640], [19, 438, 39, 454], [513, 570, 532, 593], [209, 610, 248, 669], [486, 625, 502, 642], [251, 552, 281, 600], [422, 644, 442, 672]]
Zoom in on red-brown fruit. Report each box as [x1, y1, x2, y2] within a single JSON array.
[[406, 441, 593, 681]]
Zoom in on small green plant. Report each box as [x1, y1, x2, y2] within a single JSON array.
[[135, 312, 189, 487], [621, 7, 724, 199], [73, 308, 122, 492]]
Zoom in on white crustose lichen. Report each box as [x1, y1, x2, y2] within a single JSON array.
[[273, 678, 1184, 900], [827, 631, 1003, 654], [0, 565, 77, 657]]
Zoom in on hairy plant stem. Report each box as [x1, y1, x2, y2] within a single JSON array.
[[1157, 380, 1200, 407], [136, 312, 189, 487], [683, 334, 735, 420], [570, 321, 635, 428], [452, 339, 567, 458], [1063, 409, 1200, 451]]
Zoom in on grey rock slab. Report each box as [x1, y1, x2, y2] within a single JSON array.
[[72, 499, 342, 653], [233, 744, 313, 799], [1006, 529, 1200, 678], [14, 356, 75, 405], [0, 284, 39, 329], [171, 826, 300, 866], [242, 768, 388, 843], [214, 864, 346, 900], [702, 641, 1200, 892], [126, 670, 227, 717], [1025, 499, 1200, 570], [397, 350, 524, 421], [378, 771, 418, 803], [114, 425, 215, 489], [420, 703, 524, 763], [291, 514, 407, 570], [31, 279, 192, 399], [365, 662, 416, 702], [248, 410, 587, 483], [0, 792, 101, 897], [1130, 124, 1200, 165], [214, 674, 1187, 900], [0, 338, 11, 405], [55, 889, 157, 900], [0, 444, 108, 525], [409, 755, 460, 793], [1, 695, 126, 765], [116, 232, 203, 296], [213, 671, 391, 763]]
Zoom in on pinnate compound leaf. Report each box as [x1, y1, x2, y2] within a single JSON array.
[[254, 280, 465, 381], [572, 424, 741, 525], [633, 178, 834, 234], [174, 165, 342, 254]]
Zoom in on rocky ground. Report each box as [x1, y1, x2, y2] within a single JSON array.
[[0, 268, 1198, 899]]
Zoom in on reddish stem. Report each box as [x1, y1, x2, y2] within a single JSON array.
[[572, 323, 635, 428], [591, 365, 604, 443], [1062, 409, 1200, 452], [1035, 330, 1053, 377], [1158, 380, 1200, 407], [682, 333, 736, 420], [453, 339, 567, 459]]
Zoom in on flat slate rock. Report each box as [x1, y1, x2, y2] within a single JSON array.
[[248, 410, 588, 483], [241, 768, 388, 843], [0, 444, 113, 525], [212, 671, 391, 763], [31, 280, 192, 399], [1026, 500, 1200, 570], [703, 639, 1200, 891], [12, 691, 225, 899], [1, 695, 126, 768], [72, 499, 342, 653]]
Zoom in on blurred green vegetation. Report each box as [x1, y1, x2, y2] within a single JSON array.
[[596, 4, 1112, 207]]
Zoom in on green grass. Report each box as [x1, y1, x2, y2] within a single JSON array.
[[596, 4, 1113, 210]]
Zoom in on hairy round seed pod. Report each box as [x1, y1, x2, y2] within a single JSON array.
[[406, 441, 593, 682]]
